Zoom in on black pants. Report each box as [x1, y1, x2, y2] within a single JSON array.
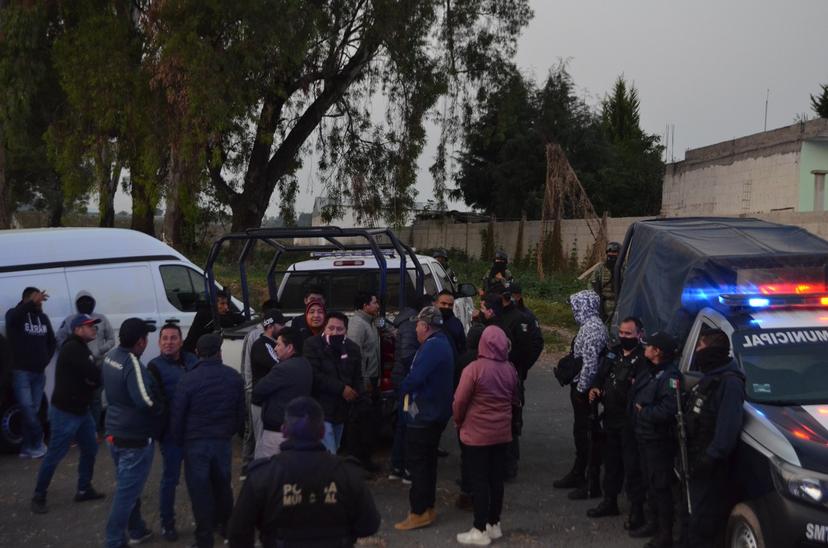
[[345, 378, 380, 463], [406, 421, 445, 514], [622, 424, 646, 505], [639, 440, 675, 537], [505, 379, 525, 477], [459, 435, 472, 494], [466, 443, 508, 531], [603, 427, 624, 498], [570, 385, 602, 479], [685, 463, 729, 548]]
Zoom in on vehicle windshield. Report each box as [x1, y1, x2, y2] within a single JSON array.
[[279, 269, 418, 313], [734, 328, 828, 405]]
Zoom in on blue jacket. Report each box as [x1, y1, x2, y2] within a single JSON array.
[[147, 352, 199, 403], [169, 358, 245, 444], [103, 346, 165, 440], [401, 330, 454, 426], [632, 359, 682, 442]]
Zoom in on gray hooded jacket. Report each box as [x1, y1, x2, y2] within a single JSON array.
[[570, 289, 608, 393], [56, 290, 116, 364]]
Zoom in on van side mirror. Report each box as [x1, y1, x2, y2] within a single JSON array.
[[457, 283, 477, 298]]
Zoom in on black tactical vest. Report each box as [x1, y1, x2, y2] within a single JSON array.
[[684, 373, 738, 468]]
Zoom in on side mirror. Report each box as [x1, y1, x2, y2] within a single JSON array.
[[457, 283, 477, 298]]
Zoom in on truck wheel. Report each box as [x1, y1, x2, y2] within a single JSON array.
[[726, 503, 765, 548], [0, 400, 23, 453]]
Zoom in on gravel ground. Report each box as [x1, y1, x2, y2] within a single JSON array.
[[0, 352, 644, 547]]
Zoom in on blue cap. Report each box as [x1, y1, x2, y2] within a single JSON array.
[[70, 314, 100, 330]]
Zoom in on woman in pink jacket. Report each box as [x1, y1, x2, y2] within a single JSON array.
[[452, 326, 520, 546]]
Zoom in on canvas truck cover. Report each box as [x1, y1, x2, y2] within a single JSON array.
[[615, 217, 828, 341]]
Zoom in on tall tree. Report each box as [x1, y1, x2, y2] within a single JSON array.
[[144, 0, 532, 245], [812, 82, 828, 118]]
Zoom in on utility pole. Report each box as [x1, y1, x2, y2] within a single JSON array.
[[764, 89, 770, 131]]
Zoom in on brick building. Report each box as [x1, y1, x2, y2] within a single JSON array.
[[662, 118, 828, 216]]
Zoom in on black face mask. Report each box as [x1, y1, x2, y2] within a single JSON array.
[[606, 256, 617, 269], [76, 296, 95, 315], [326, 334, 346, 354], [440, 308, 454, 319], [619, 337, 638, 351], [694, 346, 730, 373]]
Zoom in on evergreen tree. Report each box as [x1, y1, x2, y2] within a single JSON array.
[[812, 82, 828, 118]]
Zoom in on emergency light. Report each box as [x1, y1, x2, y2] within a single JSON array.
[[718, 283, 828, 308]]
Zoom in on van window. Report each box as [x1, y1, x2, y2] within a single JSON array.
[[65, 265, 158, 318], [431, 262, 454, 293], [423, 266, 438, 296], [160, 265, 207, 312], [279, 269, 418, 313]]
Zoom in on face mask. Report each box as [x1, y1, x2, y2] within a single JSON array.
[[326, 334, 346, 354], [77, 297, 95, 315], [619, 337, 638, 351], [606, 256, 617, 268], [440, 308, 454, 319], [694, 346, 730, 373]]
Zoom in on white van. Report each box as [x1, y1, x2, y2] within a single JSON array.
[[0, 228, 242, 451]]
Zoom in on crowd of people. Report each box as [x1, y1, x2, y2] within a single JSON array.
[[3, 246, 745, 548]]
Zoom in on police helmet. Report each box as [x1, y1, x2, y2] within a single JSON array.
[[606, 242, 621, 254], [494, 250, 508, 262], [432, 248, 448, 259]]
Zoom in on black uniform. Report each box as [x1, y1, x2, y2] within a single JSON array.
[[593, 343, 647, 506], [683, 359, 745, 548], [631, 359, 681, 546], [227, 439, 381, 547]]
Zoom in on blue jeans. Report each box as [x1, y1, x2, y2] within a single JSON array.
[[159, 439, 184, 529], [11, 370, 45, 453], [105, 441, 154, 548], [322, 421, 344, 454], [185, 438, 234, 548], [391, 400, 407, 471], [34, 407, 98, 497]]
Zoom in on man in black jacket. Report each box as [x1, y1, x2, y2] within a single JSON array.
[[170, 334, 245, 548], [182, 290, 244, 354], [305, 312, 362, 455], [227, 397, 380, 548], [587, 317, 648, 526], [630, 331, 682, 548], [31, 314, 105, 513], [6, 287, 56, 458], [251, 327, 313, 459]]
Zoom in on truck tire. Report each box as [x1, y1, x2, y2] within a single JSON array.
[[726, 503, 766, 548], [0, 399, 23, 453]]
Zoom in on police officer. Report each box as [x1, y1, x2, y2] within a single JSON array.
[[227, 396, 380, 547], [432, 248, 459, 286], [587, 317, 648, 528], [590, 242, 620, 323], [480, 250, 513, 295], [682, 329, 745, 548], [630, 331, 681, 548]]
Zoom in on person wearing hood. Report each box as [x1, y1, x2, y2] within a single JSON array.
[[630, 331, 682, 548], [289, 286, 325, 332], [6, 287, 56, 459], [480, 250, 513, 296], [305, 311, 363, 454], [452, 326, 520, 546], [553, 290, 609, 495], [299, 299, 326, 341], [682, 329, 745, 548]]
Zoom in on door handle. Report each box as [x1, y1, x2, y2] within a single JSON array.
[[144, 318, 157, 323], [164, 318, 181, 324]]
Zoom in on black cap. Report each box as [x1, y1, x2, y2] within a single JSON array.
[[432, 248, 448, 259], [196, 333, 223, 358], [607, 241, 621, 254], [642, 331, 679, 355], [262, 309, 286, 328], [119, 317, 157, 347], [495, 250, 508, 261]]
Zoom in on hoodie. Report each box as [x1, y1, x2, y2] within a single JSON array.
[[56, 291, 116, 364], [453, 326, 520, 446], [5, 299, 56, 373], [569, 290, 608, 393]]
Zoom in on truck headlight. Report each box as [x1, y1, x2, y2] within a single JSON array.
[[771, 457, 828, 506]]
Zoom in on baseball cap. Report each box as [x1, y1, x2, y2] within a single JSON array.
[[119, 317, 157, 347], [416, 306, 444, 327], [262, 309, 287, 328], [196, 333, 223, 358], [642, 331, 679, 355], [70, 314, 101, 330]]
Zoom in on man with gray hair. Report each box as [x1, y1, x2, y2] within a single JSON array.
[[227, 397, 380, 547], [394, 307, 455, 531]]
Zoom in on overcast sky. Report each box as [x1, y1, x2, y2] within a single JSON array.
[[114, 0, 828, 217]]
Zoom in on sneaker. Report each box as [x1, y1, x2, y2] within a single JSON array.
[[401, 469, 412, 484], [30, 496, 48, 514], [74, 486, 106, 502], [486, 523, 503, 540], [388, 468, 405, 480], [456, 527, 491, 545], [29, 443, 48, 459], [161, 526, 178, 542], [128, 529, 153, 545]]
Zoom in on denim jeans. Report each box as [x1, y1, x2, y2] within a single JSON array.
[[105, 441, 154, 548], [34, 407, 98, 497], [11, 370, 46, 453], [322, 421, 344, 454], [159, 439, 184, 529], [185, 438, 234, 548]]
